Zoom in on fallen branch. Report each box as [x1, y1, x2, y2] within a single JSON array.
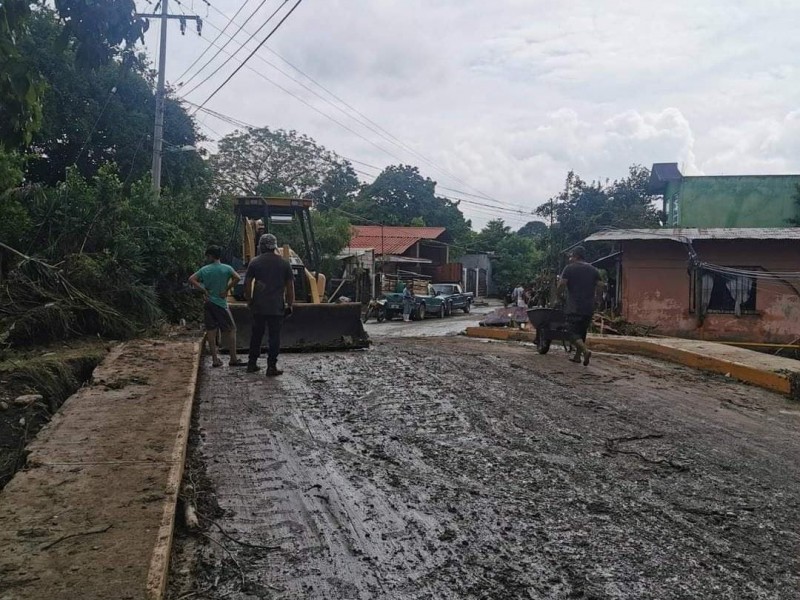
[[199, 532, 246, 589], [200, 514, 282, 552], [41, 523, 112, 550]]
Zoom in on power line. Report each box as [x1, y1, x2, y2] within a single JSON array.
[[180, 0, 288, 95], [196, 2, 530, 213], [74, 84, 118, 166], [190, 0, 303, 111], [195, 12, 535, 214], [185, 102, 537, 225], [173, 0, 255, 85]]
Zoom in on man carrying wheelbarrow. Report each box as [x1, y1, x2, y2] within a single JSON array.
[[558, 246, 602, 366]]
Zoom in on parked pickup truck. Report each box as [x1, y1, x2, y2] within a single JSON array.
[[429, 283, 473, 316], [380, 292, 444, 321]]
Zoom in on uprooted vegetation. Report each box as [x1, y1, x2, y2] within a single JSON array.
[[0, 165, 233, 349], [1, 249, 162, 347]]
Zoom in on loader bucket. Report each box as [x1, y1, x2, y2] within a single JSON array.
[[229, 302, 370, 352]]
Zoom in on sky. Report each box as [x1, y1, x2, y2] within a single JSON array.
[[142, 0, 800, 230]]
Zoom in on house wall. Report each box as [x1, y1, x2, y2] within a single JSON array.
[[620, 239, 800, 343], [670, 176, 800, 228], [460, 254, 496, 294], [417, 241, 448, 264]]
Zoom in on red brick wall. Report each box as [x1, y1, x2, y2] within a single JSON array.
[[620, 239, 800, 343]]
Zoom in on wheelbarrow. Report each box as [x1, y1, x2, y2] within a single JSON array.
[[527, 307, 572, 355]]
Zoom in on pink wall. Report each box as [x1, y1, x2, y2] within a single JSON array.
[[620, 240, 800, 343]]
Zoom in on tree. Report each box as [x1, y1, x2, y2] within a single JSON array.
[[474, 219, 511, 252], [536, 165, 661, 269], [309, 160, 360, 211], [517, 220, 548, 238], [493, 235, 540, 290], [212, 127, 347, 198], [20, 11, 203, 191], [0, 0, 146, 146], [349, 164, 472, 244]]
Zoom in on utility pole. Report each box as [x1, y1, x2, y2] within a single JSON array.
[[136, 3, 201, 193]]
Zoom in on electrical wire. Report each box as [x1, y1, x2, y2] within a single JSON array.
[[186, 101, 536, 227], [74, 84, 118, 165], [197, 1, 530, 213], [179, 0, 285, 93], [189, 0, 303, 111], [173, 0, 253, 85]]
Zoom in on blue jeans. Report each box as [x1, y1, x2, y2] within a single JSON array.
[[248, 315, 283, 367]]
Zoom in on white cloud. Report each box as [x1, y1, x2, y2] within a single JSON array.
[[146, 0, 800, 229]]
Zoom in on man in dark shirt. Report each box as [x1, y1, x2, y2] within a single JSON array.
[[244, 234, 296, 376], [558, 246, 602, 366]]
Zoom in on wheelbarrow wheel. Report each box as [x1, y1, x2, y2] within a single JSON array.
[[536, 327, 551, 354]]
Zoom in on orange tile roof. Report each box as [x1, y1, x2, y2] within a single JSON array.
[[348, 226, 447, 255]]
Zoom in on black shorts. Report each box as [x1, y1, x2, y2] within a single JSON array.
[[566, 314, 592, 342], [204, 302, 235, 332]]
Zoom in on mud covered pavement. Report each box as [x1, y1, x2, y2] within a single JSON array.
[[170, 337, 800, 599]]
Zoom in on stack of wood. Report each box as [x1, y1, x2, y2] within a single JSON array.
[[381, 275, 430, 296]]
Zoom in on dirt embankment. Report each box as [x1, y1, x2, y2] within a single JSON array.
[[170, 337, 800, 600], [0, 342, 106, 489]]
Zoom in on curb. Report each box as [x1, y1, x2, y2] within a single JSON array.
[[146, 340, 202, 600], [464, 327, 798, 399]]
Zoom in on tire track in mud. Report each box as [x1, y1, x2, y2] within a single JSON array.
[[173, 338, 800, 599]]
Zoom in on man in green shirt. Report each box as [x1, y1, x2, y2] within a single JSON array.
[[189, 245, 244, 368]]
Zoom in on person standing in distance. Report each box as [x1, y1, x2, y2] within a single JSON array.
[[244, 233, 295, 376], [402, 281, 414, 322], [512, 283, 526, 308], [189, 245, 244, 368], [558, 246, 602, 366]]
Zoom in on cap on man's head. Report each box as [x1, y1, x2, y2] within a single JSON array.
[[570, 245, 587, 260], [259, 233, 278, 252]]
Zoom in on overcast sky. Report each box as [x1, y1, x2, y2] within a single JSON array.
[[142, 0, 800, 229]]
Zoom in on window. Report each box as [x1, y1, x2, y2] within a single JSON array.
[[697, 268, 757, 316]]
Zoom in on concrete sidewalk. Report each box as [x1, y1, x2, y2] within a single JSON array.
[[465, 327, 800, 399], [0, 339, 200, 600]]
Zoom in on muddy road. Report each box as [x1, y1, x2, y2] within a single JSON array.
[[170, 336, 800, 599]]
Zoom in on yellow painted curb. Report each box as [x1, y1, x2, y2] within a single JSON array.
[[465, 327, 796, 399], [145, 340, 202, 600], [588, 337, 792, 397], [465, 326, 535, 343]]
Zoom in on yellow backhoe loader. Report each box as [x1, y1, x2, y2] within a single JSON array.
[[227, 196, 369, 352]]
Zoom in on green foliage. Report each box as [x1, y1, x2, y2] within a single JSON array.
[[0, 150, 30, 254], [20, 12, 202, 190], [269, 210, 352, 277], [492, 235, 541, 290], [536, 165, 662, 270], [1, 161, 232, 346], [348, 164, 472, 245], [309, 161, 360, 211], [1, 0, 146, 146], [212, 127, 346, 198], [474, 219, 511, 252], [517, 220, 548, 238]]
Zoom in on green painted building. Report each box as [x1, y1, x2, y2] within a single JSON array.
[[648, 163, 800, 227]]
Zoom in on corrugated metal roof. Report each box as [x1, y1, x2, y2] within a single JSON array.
[[585, 228, 800, 242], [348, 225, 448, 255], [348, 236, 418, 254]]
